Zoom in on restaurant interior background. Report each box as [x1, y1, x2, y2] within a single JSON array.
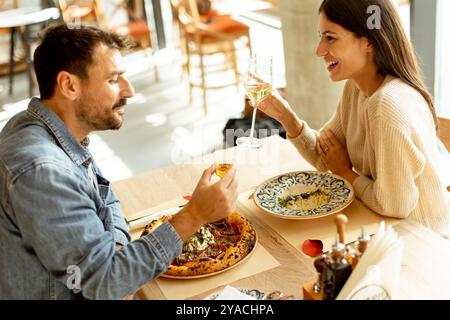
[[0, 0, 448, 182]]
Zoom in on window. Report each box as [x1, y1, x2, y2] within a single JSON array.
[[436, 0, 450, 117], [394, 0, 411, 39]]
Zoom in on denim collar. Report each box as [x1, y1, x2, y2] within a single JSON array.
[[27, 97, 92, 166]]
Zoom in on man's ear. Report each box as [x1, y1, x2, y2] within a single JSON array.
[[55, 71, 81, 100]]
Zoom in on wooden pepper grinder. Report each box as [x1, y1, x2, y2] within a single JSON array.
[[335, 213, 357, 268], [335, 214, 348, 244]]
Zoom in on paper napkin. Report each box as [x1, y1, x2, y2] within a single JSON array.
[[337, 221, 404, 300]]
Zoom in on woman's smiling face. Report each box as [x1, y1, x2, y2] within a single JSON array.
[[316, 12, 374, 82]]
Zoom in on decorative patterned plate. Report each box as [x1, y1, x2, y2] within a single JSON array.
[[207, 288, 265, 300], [253, 171, 354, 219]]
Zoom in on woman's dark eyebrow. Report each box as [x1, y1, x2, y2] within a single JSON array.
[[320, 30, 337, 36]]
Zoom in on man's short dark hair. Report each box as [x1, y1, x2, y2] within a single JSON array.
[[34, 23, 132, 99]]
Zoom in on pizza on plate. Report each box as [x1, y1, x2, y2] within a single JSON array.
[[140, 212, 257, 277]]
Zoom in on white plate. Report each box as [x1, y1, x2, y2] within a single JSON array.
[[207, 288, 265, 300], [254, 171, 354, 220]]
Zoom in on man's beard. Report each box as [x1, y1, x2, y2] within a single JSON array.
[[106, 98, 127, 130], [77, 98, 127, 131]]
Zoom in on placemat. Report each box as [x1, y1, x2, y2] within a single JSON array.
[[125, 197, 281, 300], [238, 190, 400, 255], [155, 243, 280, 300]]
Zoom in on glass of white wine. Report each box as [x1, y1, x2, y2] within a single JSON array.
[[237, 53, 273, 149]]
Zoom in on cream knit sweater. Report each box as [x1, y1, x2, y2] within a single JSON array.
[[289, 75, 450, 237]]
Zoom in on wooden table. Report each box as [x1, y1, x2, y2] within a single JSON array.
[[112, 135, 450, 300]]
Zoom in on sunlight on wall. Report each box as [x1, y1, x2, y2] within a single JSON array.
[[394, 0, 411, 39]]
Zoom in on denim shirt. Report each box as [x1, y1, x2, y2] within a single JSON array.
[[0, 98, 183, 299]]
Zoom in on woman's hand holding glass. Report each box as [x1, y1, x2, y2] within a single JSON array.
[[257, 88, 305, 138], [257, 88, 293, 123]]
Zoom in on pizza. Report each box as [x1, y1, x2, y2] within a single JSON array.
[[140, 212, 257, 277]]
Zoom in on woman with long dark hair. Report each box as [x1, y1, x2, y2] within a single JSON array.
[[259, 0, 449, 236]]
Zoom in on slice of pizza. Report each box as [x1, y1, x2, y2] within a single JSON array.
[[141, 215, 172, 237], [140, 212, 257, 277]]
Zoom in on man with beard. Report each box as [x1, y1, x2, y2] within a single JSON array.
[[0, 24, 238, 299]]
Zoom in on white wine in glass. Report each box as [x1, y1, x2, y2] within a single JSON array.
[[246, 81, 272, 107], [236, 54, 273, 149]]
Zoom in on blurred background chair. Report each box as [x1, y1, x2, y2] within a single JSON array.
[[0, 0, 24, 78], [102, 0, 159, 82], [57, 0, 103, 26], [0, 0, 19, 10], [173, 0, 251, 115], [438, 117, 450, 153], [169, 0, 187, 76], [1, 1, 60, 97]]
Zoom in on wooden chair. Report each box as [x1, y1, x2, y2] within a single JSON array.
[[437, 117, 450, 192], [0, 0, 19, 32], [0, 0, 19, 10], [170, 0, 188, 76], [102, 0, 159, 82], [57, 0, 103, 25], [0, 0, 19, 34], [170, 0, 223, 76], [0, 0, 27, 77], [174, 0, 252, 115], [438, 117, 450, 153]]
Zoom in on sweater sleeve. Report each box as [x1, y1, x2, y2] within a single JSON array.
[[288, 82, 349, 171], [353, 117, 426, 218]]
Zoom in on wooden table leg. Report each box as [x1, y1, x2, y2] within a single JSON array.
[[22, 26, 33, 98], [8, 27, 16, 96]]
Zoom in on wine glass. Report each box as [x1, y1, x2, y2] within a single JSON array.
[[236, 54, 273, 149]]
